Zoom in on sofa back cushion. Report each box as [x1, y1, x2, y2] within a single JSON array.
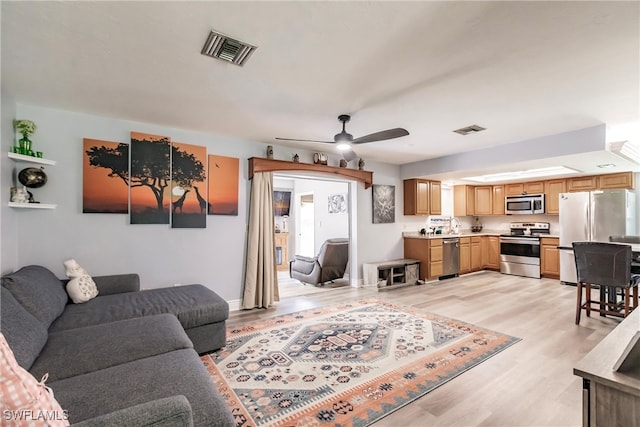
[[0, 287, 48, 370], [2, 265, 68, 328]]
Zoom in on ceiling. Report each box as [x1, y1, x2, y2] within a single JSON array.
[[2, 1, 639, 180]]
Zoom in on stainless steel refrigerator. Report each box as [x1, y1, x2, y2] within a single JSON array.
[[558, 189, 637, 283]]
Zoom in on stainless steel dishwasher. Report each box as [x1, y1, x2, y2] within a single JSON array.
[[441, 237, 460, 279]]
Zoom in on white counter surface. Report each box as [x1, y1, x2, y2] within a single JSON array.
[[402, 231, 560, 239]]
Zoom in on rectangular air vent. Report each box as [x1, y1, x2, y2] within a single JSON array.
[[453, 124, 486, 135], [201, 30, 257, 66]]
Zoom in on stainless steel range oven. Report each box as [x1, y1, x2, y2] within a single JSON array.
[[500, 222, 550, 279]]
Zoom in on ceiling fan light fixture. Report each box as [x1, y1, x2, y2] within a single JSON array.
[[336, 142, 352, 151]]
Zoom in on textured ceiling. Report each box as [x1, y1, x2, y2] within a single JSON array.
[[1, 1, 638, 174]]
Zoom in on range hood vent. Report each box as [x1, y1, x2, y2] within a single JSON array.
[[453, 124, 486, 135], [201, 30, 257, 66]]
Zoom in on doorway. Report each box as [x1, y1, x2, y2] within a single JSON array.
[[298, 193, 315, 257]]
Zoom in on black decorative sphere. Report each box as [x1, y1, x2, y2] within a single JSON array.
[[18, 167, 47, 188]]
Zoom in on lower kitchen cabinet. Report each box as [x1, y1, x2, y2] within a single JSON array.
[[403, 238, 430, 281], [470, 237, 482, 272], [429, 238, 443, 279], [541, 237, 560, 278], [486, 236, 500, 270], [459, 237, 470, 274]]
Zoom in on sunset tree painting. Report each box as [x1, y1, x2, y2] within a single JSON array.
[[171, 142, 207, 228], [208, 154, 239, 215], [130, 132, 171, 224], [83, 138, 129, 213]]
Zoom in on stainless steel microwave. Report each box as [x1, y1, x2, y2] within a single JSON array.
[[505, 194, 545, 215]]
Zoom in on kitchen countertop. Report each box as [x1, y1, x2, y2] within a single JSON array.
[[402, 231, 560, 239]]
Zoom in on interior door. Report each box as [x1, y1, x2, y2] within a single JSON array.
[[298, 193, 315, 257]]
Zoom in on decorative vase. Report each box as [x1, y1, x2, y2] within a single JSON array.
[[19, 135, 32, 155], [266, 145, 274, 159], [293, 154, 299, 163], [358, 158, 365, 170]]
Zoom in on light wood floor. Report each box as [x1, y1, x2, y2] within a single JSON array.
[[228, 272, 621, 426]]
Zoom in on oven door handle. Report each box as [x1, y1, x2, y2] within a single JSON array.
[[500, 237, 540, 245]]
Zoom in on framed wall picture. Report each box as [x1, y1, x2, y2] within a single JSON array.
[[328, 193, 347, 214], [83, 138, 129, 213], [372, 184, 395, 224]]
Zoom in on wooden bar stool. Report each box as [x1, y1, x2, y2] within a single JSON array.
[[573, 242, 640, 325]]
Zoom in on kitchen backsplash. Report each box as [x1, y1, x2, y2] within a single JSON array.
[[401, 214, 560, 235]]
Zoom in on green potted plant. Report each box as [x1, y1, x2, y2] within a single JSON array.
[[14, 119, 37, 154]]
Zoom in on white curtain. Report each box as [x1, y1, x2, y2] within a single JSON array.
[[242, 171, 279, 309]]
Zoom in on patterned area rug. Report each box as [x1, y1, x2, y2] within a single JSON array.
[[201, 299, 520, 426]]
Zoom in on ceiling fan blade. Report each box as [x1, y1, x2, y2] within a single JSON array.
[[352, 128, 409, 144], [342, 148, 358, 162], [275, 137, 334, 144]]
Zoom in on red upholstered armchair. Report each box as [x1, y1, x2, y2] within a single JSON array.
[[289, 238, 349, 285]]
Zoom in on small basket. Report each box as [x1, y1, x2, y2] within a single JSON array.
[[471, 225, 483, 233]]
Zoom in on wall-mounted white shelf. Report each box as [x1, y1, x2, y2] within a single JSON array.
[[8, 202, 57, 209], [8, 152, 56, 166]]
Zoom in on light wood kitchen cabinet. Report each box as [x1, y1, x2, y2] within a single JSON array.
[[275, 232, 289, 272], [429, 238, 443, 279], [470, 236, 482, 272], [598, 172, 635, 190], [540, 237, 560, 279], [454, 185, 475, 217], [459, 237, 470, 274], [524, 181, 545, 194], [474, 186, 493, 215], [505, 183, 524, 196], [505, 181, 543, 195], [429, 181, 442, 214], [486, 236, 500, 270], [403, 238, 430, 281], [404, 179, 441, 215], [492, 185, 505, 215], [568, 175, 598, 192], [544, 179, 566, 215]]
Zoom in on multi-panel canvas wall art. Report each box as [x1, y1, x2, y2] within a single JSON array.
[[372, 184, 395, 224], [171, 141, 207, 228], [207, 154, 239, 215], [130, 132, 171, 224], [83, 138, 129, 213]]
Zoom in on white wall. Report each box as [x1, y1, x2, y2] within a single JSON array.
[[1, 90, 18, 274], [3, 104, 409, 300], [293, 178, 349, 254]]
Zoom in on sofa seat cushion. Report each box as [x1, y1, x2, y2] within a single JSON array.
[[30, 314, 193, 382], [49, 349, 234, 426], [49, 284, 228, 333], [0, 287, 49, 370], [2, 265, 69, 327]]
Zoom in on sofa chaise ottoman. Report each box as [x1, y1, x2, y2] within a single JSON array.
[[0, 265, 234, 426]]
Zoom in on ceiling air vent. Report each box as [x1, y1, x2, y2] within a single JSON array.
[[453, 125, 486, 135], [201, 30, 257, 66]]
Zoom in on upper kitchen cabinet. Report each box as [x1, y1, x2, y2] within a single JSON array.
[[598, 172, 635, 190], [474, 186, 493, 215], [492, 185, 505, 215], [403, 179, 441, 215], [567, 175, 598, 192], [505, 181, 544, 195], [544, 179, 566, 215], [453, 185, 475, 217]]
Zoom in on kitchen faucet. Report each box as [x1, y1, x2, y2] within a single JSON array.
[[450, 217, 461, 235]]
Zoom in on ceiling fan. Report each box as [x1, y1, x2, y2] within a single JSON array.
[[275, 114, 409, 162]]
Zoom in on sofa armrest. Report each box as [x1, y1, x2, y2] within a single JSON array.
[[72, 396, 193, 427], [92, 274, 140, 295]]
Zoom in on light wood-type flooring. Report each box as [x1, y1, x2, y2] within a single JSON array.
[[227, 271, 621, 426]]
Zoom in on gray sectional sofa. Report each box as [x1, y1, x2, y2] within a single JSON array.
[[0, 265, 235, 426]]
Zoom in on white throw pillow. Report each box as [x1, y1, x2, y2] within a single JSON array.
[[63, 259, 98, 304]]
